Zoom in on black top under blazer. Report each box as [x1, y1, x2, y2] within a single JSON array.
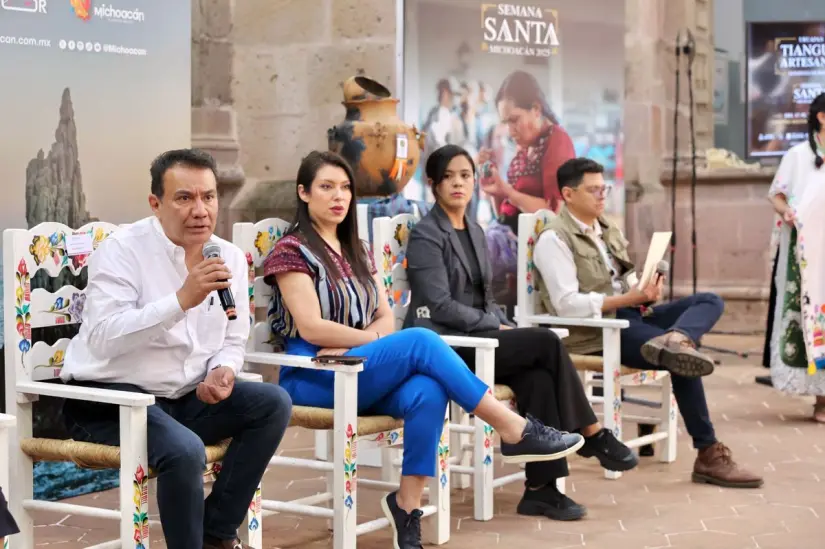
[[403, 203, 513, 335]]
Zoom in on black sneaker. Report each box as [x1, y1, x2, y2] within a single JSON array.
[[517, 482, 587, 521], [381, 491, 423, 549], [577, 428, 639, 472], [500, 415, 584, 464]]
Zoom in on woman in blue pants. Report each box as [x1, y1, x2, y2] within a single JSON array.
[[264, 151, 584, 549]]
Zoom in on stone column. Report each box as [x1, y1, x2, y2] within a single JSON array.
[[191, 0, 245, 239], [623, 0, 715, 256]]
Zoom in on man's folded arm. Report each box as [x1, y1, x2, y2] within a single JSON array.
[[84, 240, 186, 360]]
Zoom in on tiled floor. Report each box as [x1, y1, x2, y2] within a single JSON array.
[[17, 335, 825, 548]]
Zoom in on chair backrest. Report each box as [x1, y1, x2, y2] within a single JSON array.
[[357, 204, 369, 240], [515, 209, 556, 326], [372, 214, 418, 330], [3, 222, 118, 394], [231, 218, 291, 352]]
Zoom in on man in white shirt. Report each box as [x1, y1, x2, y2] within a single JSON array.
[[61, 149, 292, 549], [532, 157, 763, 490]]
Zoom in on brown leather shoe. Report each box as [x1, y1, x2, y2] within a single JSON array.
[[203, 537, 248, 549], [692, 442, 763, 488], [641, 332, 715, 377]]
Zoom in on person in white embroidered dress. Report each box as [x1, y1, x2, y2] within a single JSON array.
[[766, 92, 825, 422], [60, 149, 292, 549], [533, 157, 763, 489]]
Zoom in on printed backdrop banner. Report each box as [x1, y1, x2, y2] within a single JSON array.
[[0, 0, 191, 500], [746, 21, 825, 158], [401, 0, 624, 316]]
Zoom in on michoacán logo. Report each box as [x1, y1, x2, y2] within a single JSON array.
[[69, 0, 90, 20]]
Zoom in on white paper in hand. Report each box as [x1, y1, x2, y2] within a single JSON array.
[[637, 232, 672, 289]]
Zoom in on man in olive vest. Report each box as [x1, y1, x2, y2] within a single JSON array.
[[532, 157, 763, 489]]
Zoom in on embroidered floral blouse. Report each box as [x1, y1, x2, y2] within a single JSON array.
[[499, 124, 576, 224], [263, 234, 379, 345]]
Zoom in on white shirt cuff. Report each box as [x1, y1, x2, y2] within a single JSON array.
[[590, 293, 605, 317], [156, 293, 186, 330], [207, 354, 242, 375]]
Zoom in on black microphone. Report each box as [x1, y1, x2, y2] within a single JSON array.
[[202, 242, 237, 320], [639, 260, 669, 310]]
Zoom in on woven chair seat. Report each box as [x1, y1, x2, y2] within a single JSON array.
[[289, 405, 403, 434], [570, 354, 654, 376], [21, 396, 519, 471], [290, 386, 514, 434], [493, 384, 515, 402], [19, 437, 230, 477]]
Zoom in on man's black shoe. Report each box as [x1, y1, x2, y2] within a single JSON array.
[[517, 482, 587, 521], [577, 428, 639, 472]]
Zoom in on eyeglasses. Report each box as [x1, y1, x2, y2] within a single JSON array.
[[578, 185, 612, 198]]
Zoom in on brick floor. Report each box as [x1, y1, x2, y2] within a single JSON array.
[[18, 335, 825, 548]]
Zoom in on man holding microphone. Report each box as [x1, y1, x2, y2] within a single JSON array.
[[532, 157, 763, 490], [60, 149, 292, 549]]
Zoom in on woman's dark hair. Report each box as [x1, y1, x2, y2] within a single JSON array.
[[425, 144, 476, 198], [808, 92, 825, 169], [495, 70, 559, 125], [289, 150, 372, 284]]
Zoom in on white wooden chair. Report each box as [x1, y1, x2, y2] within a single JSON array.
[[372, 214, 571, 521], [515, 210, 678, 479], [233, 218, 450, 549], [3, 222, 263, 549], [372, 214, 502, 521]]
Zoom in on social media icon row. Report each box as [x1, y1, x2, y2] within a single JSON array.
[[58, 39, 102, 53]]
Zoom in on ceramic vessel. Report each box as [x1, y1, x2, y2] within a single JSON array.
[[328, 76, 425, 197]]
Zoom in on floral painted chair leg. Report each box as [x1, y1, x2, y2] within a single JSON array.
[[472, 349, 496, 521], [120, 406, 150, 548], [240, 484, 263, 548], [333, 371, 358, 549], [426, 414, 450, 544]]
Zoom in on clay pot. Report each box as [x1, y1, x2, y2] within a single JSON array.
[[328, 76, 425, 197]]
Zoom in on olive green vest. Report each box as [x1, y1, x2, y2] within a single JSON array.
[[536, 205, 635, 354]]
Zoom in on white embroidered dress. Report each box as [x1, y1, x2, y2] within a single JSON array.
[[768, 141, 825, 395]]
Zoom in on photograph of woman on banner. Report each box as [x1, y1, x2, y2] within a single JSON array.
[[477, 70, 575, 316], [478, 70, 576, 230]]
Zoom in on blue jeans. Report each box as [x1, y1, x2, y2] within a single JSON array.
[[617, 292, 723, 449], [63, 381, 292, 548], [281, 328, 489, 477]]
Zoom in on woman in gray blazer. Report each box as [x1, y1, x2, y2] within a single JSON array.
[[404, 144, 637, 521]]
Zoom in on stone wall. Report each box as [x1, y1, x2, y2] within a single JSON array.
[[656, 168, 775, 331]]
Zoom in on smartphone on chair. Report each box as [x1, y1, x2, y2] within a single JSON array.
[[311, 356, 367, 366]]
